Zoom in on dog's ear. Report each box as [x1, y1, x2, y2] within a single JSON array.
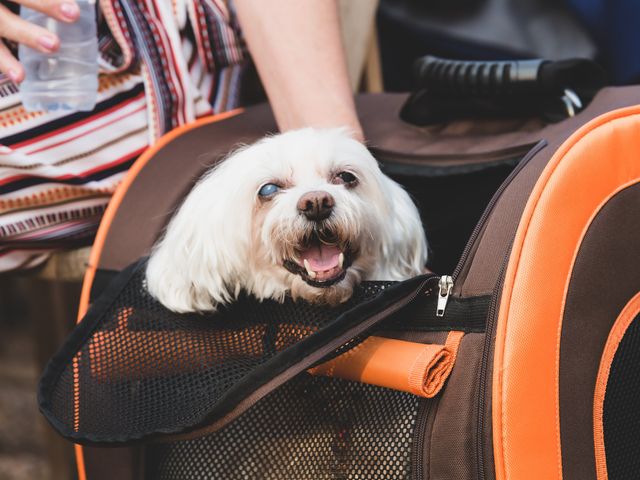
[[146, 161, 252, 312], [375, 175, 428, 279]]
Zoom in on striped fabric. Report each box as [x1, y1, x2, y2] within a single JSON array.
[[0, 0, 247, 271]]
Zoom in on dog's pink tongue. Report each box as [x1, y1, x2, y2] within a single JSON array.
[[301, 244, 341, 271]]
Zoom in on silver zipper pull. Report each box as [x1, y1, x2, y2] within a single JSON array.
[[436, 275, 454, 317]]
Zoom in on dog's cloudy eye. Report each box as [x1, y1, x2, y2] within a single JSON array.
[[334, 171, 357, 185], [258, 183, 280, 197]]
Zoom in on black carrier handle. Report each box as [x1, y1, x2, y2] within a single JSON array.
[[401, 56, 607, 125], [413, 57, 544, 96]]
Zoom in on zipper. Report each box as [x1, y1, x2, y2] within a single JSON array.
[[474, 252, 510, 480], [412, 275, 454, 479], [411, 397, 436, 480], [436, 275, 454, 317], [406, 142, 545, 475], [435, 143, 544, 476], [451, 140, 547, 284]]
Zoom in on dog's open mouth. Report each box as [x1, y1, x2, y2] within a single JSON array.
[[283, 230, 353, 287]]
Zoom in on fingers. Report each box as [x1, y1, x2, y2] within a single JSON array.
[[0, 3, 58, 53], [0, 41, 23, 83], [16, 0, 80, 23], [0, 0, 80, 52], [0, 1, 81, 82]]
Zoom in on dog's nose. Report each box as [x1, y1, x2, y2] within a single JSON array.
[[297, 191, 335, 221]]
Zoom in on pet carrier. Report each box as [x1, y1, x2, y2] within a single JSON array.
[[39, 65, 640, 480]]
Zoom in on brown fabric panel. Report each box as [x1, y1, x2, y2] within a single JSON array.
[[428, 332, 485, 480], [559, 183, 640, 480], [461, 85, 640, 296], [98, 105, 277, 271], [83, 446, 142, 480]]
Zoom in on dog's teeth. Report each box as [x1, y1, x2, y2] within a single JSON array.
[[303, 259, 317, 279], [338, 252, 344, 269]]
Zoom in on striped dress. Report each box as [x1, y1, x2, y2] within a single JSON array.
[[0, 0, 247, 271]]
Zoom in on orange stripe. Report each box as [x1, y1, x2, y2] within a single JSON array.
[[73, 108, 243, 480], [593, 291, 640, 480], [492, 106, 640, 480]]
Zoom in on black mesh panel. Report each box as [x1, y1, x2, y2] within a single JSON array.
[[145, 375, 420, 479], [39, 260, 431, 444], [604, 313, 640, 479]]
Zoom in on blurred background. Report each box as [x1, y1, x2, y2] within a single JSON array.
[[0, 0, 637, 478]]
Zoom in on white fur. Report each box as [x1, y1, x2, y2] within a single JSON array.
[[146, 128, 428, 312]]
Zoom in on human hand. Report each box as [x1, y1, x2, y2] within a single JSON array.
[[0, 0, 80, 83]]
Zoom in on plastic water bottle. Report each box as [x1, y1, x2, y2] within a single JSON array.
[[19, 0, 98, 112]]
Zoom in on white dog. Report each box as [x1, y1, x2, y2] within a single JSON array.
[[146, 128, 427, 313]]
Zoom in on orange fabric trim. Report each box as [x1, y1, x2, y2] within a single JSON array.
[[593, 291, 640, 480], [73, 108, 243, 480], [74, 444, 87, 480], [309, 331, 464, 398], [492, 106, 640, 480]]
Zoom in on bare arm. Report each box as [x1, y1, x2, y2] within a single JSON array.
[[234, 0, 364, 142]]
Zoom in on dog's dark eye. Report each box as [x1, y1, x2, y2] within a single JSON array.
[[258, 183, 280, 197], [333, 171, 357, 185]]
